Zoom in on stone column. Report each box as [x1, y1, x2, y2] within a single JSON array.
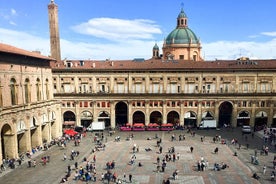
[[232, 101, 238, 127], [145, 100, 150, 124], [75, 100, 80, 126], [110, 101, 116, 128], [214, 100, 219, 125], [162, 100, 167, 124], [197, 101, 202, 127], [180, 101, 184, 126], [250, 102, 256, 127], [128, 101, 133, 125]]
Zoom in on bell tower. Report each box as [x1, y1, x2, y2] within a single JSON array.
[[48, 0, 61, 61]]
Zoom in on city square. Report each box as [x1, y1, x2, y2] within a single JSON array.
[[0, 128, 275, 184], [0, 1, 275, 184]]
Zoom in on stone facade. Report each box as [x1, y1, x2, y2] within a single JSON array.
[[51, 59, 276, 130], [0, 44, 62, 164]]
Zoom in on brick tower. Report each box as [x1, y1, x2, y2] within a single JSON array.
[[48, 0, 61, 61]]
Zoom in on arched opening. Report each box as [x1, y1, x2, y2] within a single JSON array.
[[132, 111, 145, 124], [41, 113, 50, 143], [30, 117, 40, 149], [63, 111, 76, 128], [167, 111, 179, 126], [272, 114, 276, 128], [202, 111, 215, 120], [218, 101, 233, 127], [80, 111, 93, 128], [17, 120, 27, 154], [237, 111, 250, 127], [115, 102, 128, 126], [24, 78, 31, 103], [150, 111, 162, 125], [98, 111, 110, 128], [10, 78, 17, 105], [184, 111, 197, 128], [255, 111, 268, 131], [36, 78, 41, 101], [1, 124, 14, 161], [49, 111, 58, 138]]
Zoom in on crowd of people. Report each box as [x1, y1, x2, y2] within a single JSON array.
[[2, 125, 276, 183]]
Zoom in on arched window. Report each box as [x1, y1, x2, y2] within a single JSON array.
[[24, 78, 31, 103], [10, 78, 17, 105], [45, 78, 50, 100], [36, 78, 41, 101]]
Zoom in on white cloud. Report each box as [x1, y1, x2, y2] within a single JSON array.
[[72, 18, 162, 41], [0, 27, 275, 61], [9, 21, 16, 26], [261, 31, 276, 37], [0, 28, 50, 56], [202, 39, 276, 60], [11, 9, 17, 16]]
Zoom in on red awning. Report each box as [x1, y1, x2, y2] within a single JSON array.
[[147, 123, 159, 127], [64, 129, 78, 136], [133, 123, 145, 127], [161, 123, 173, 127]]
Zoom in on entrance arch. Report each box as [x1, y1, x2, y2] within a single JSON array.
[[167, 111, 179, 125], [17, 120, 28, 154], [1, 124, 15, 161], [63, 111, 76, 128], [184, 111, 197, 128], [202, 111, 215, 120], [133, 111, 145, 124], [272, 114, 276, 128], [255, 111, 268, 130], [115, 102, 128, 126], [98, 111, 110, 128], [218, 101, 233, 127], [150, 111, 162, 125], [237, 111, 250, 127], [30, 117, 40, 149], [80, 111, 93, 128]]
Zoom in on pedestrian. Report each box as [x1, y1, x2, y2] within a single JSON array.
[[177, 153, 180, 160], [159, 146, 163, 154], [63, 153, 67, 161], [263, 165, 266, 175], [129, 173, 132, 183], [214, 147, 218, 154], [190, 146, 194, 153], [123, 172, 126, 181]]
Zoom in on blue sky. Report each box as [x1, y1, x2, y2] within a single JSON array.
[[0, 0, 276, 60]]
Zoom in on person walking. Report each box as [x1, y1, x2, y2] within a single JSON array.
[[129, 173, 132, 183], [263, 165, 267, 175], [190, 146, 194, 153]]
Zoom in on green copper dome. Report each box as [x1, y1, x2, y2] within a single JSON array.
[[153, 43, 159, 50], [165, 28, 200, 44], [165, 8, 200, 45]]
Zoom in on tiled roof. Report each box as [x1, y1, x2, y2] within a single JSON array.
[[0, 43, 54, 60], [51, 58, 276, 71]]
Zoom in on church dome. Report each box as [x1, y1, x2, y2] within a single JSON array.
[[165, 28, 199, 44], [165, 8, 200, 45], [153, 43, 159, 50]]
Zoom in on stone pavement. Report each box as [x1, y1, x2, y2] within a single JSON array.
[[68, 130, 264, 184], [0, 128, 274, 184]]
